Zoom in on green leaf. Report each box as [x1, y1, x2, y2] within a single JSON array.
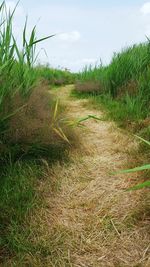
[[29, 25, 36, 47], [23, 16, 28, 47], [127, 180, 150, 191], [53, 99, 59, 121], [77, 114, 102, 123], [115, 164, 150, 174], [135, 135, 150, 146], [0, 1, 4, 12], [30, 34, 55, 46]]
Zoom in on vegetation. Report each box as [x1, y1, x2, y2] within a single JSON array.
[[0, 0, 149, 265], [0, 2, 75, 264], [115, 136, 150, 190], [0, 0, 77, 158], [74, 42, 150, 191], [75, 43, 150, 131], [37, 65, 75, 86]]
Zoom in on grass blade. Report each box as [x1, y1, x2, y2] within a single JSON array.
[[135, 135, 150, 146], [127, 180, 150, 191], [115, 164, 150, 174], [30, 34, 55, 46]]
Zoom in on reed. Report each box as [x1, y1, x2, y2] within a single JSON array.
[[75, 43, 150, 125]]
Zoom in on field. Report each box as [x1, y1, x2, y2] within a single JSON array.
[[0, 1, 150, 266]]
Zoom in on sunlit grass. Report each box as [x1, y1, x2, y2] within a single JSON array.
[[75, 42, 150, 126]]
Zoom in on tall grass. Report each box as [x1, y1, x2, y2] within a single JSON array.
[[36, 64, 75, 86], [115, 136, 150, 190], [75, 42, 150, 193], [0, 1, 76, 161], [0, 2, 76, 264], [0, 1, 55, 143], [76, 42, 150, 128]]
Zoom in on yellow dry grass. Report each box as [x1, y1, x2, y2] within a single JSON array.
[[8, 85, 150, 267]]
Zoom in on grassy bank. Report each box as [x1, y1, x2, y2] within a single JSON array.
[[75, 43, 150, 136], [74, 42, 150, 191]]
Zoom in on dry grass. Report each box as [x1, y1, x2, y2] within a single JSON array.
[[4, 85, 150, 267], [6, 84, 59, 145], [1, 83, 79, 161], [54, 78, 66, 86], [75, 81, 100, 94], [117, 80, 138, 99]]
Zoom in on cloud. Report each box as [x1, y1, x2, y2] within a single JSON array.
[[6, 1, 24, 16], [58, 31, 81, 42], [141, 2, 150, 15]]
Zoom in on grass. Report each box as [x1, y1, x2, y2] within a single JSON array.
[[74, 42, 150, 193], [0, 160, 72, 266], [0, 0, 48, 149], [36, 64, 75, 86], [1, 1, 150, 265], [115, 136, 150, 190], [0, 1, 75, 156], [0, 2, 76, 264], [0, 162, 41, 263], [75, 42, 150, 134]]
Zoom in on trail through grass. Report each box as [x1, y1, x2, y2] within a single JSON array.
[[10, 85, 149, 267]]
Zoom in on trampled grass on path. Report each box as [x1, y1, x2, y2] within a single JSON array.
[[11, 85, 149, 267]]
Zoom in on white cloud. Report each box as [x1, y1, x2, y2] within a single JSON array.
[[58, 31, 81, 42], [30, 3, 148, 71], [141, 2, 150, 15], [6, 1, 24, 16]]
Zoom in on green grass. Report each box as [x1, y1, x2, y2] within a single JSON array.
[[92, 94, 146, 126], [0, 159, 67, 266], [115, 136, 150, 190], [0, 140, 72, 265], [36, 65, 75, 86], [0, 1, 75, 158], [0, 2, 75, 264], [0, 162, 40, 262], [75, 43, 150, 192], [0, 1, 52, 143], [75, 42, 150, 135]]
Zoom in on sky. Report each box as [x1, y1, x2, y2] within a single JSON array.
[[5, 0, 150, 72]]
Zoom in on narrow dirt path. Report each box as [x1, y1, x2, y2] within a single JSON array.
[[40, 85, 150, 267]]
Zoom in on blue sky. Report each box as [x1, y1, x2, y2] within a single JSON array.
[[21, 0, 143, 8], [5, 0, 150, 71]]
